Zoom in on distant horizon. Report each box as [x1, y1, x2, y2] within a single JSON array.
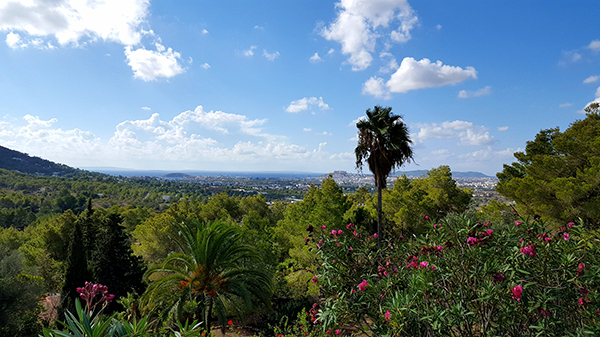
[[81, 166, 494, 179]]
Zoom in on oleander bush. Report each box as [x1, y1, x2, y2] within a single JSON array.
[[313, 213, 600, 336]]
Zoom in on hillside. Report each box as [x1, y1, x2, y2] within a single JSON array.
[[0, 145, 84, 176]]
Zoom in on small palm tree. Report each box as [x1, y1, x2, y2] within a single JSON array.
[[355, 106, 414, 244], [141, 221, 272, 334]]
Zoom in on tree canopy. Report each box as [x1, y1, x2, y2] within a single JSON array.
[[497, 103, 600, 227]]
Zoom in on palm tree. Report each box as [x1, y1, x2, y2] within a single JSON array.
[[355, 106, 414, 245], [140, 221, 272, 334]]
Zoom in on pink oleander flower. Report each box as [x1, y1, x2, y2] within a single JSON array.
[[331, 229, 337, 236], [544, 237, 551, 243], [312, 276, 318, 284], [515, 221, 522, 226], [520, 245, 537, 258], [485, 229, 494, 236], [567, 222, 574, 228], [337, 229, 343, 235], [384, 310, 391, 321], [577, 263, 585, 276], [423, 215, 429, 221], [467, 237, 479, 246], [511, 285, 523, 301], [563, 233, 570, 241], [436, 245, 443, 251], [419, 261, 429, 269], [335, 330, 341, 335], [321, 225, 326, 230], [373, 233, 378, 238], [358, 279, 369, 291]]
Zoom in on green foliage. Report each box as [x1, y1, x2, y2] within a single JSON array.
[[380, 165, 472, 235], [497, 107, 600, 227], [141, 221, 273, 333], [314, 215, 600, 336], [0, 247, 44, 337]]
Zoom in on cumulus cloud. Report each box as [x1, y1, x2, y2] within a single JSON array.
[[362, 76, 391, 99], [388, 57, 477, 93], [588, 40, 600, 51], [201, 29, 209, 35], [497, 126, 509, 131], [263, 50, 280, 61], [310, 53, 323, 63], [142, 106, 151, 110], [0, 0, 148, 47], [458, 86, 491, 98], [303, 128, 312, 132], [286, 97, 331, 113], [201, 63, 210, 69], [584, 75, 599, 84], [559, 50, 582, 65], [0, 107, 352, 171], [124, 43, 185, 81], [0, 0, 186, 80], [320, 0, 418, 71], [414, 120, 494, 146]]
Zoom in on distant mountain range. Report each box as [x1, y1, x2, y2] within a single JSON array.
[[0, 145, 85, 176], [0, 144, 492, 179]]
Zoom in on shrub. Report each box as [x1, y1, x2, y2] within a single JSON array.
[[313, 215, 600, 336]]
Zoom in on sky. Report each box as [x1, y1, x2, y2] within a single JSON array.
[[0, 0, 599, 176]]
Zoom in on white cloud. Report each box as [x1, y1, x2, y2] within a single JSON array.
[[459, 147, 517, 162], [263, 50, 280, 61], [597, 86, 600, 98], [5, 31, 22, 48], [320, 0, 418, 71], [362, 76, 391, 99], [349, 116, 367, 127], [0, 107, 352, 171], [124, 43, 185, 81], [310, 53, 323, 63], [321, 131, 332, 136], [378, 52, 399, 73], [584, 76, 599, 84], [377, 57, 477, 94], [201, 29, 209, 35], [588, 40, 600, 51], [201, 63, 210, 69], [142, 106, 151, 110], [436, 24, 442, 30], [497, 126, 509, 131], [327, 48, 335, 55], [414, 120, 494, 146], [558, 103, 573, 108], [303, 128, 312, 132], [458, 86, 491, 98], [0, 0, 149, 47], [243, 46, 257, 57], [286, 97, 331, 113], [0, 0, 187, 80]]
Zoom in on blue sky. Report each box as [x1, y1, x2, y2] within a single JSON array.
[[0, 0, 599, 176]]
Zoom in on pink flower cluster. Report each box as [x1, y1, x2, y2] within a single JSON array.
[[406, 256, 435, 270], [467, 236, 479, 246], [577, 263, 585, 276], [511, 285, 523, 301], [76, 282, 115, 312], [331, 229, 343, 237], [358, 279, 369, 292], [520, 244, 537, 258]]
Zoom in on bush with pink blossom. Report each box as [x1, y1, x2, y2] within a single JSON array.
[[312, 213, 600, 336]]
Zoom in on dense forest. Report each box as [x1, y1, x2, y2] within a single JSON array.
[[1, 105, 599, 336]]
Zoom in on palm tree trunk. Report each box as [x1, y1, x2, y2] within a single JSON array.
[[377, 184, 382, 247], [204, 298, 213, 335]]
